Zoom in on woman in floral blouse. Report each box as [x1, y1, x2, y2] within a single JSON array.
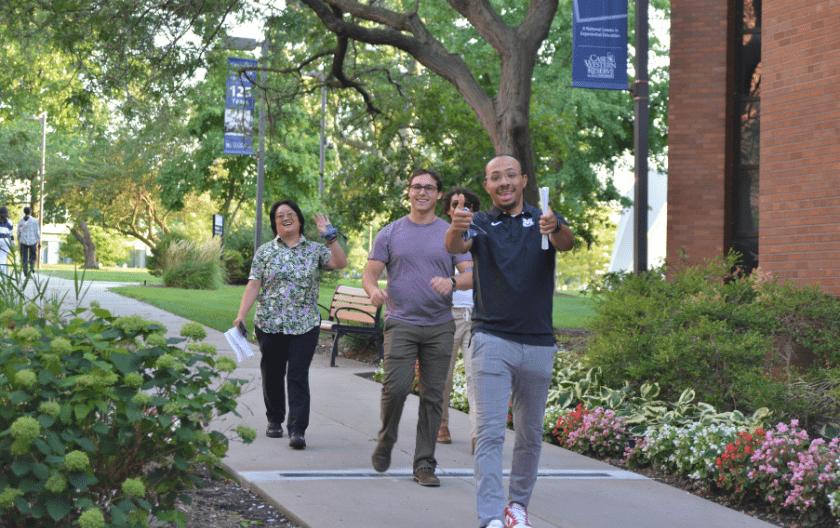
[[234, 199, 347, 450]]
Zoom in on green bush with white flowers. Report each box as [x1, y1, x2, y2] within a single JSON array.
[[0, 280, 255, 527]]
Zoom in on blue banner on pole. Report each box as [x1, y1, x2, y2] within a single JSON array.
[[224, 57, 258, 155], [572, 0, 628, 90]]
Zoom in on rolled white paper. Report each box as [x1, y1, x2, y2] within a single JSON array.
[[539, 186, 549, 250]]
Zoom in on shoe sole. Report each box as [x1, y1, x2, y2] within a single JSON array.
[[413, 476, 440, 487], [266, 432, 284, 438], [290, 441, 306, 449], [436, 438, 452, 444]]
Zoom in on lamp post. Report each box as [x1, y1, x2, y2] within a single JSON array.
[[303, 71, 327, 198], [25, 112, 46, 270], [632, 0, 649, 275]]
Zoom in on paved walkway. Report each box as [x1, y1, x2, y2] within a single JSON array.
[[29, 275, 774, 528]]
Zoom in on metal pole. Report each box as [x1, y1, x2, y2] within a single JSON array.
[[25, 112, 46, 269], [319, 79, 326, 198], [254, 43, 267, 253], [633, 0, 649, 275], [303, 71, 327, 198], [36, 113, 46, 270]]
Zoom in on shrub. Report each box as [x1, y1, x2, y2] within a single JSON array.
[[220, 221, 271, 285], [585, 252, 840, 423], [223, 249, 249, 285], [0, 300, 254, 527], [147, 231, 190, 277], [161, 239, 224, 290]]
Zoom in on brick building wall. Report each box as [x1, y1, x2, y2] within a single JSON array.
[[760, 0, 840, 295], [666, 0, 733, 269]]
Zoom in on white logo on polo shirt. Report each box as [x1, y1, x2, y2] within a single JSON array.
[[491, 221, 502, 226], [522, 218, 534, 227]]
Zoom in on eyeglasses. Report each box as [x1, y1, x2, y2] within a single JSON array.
[[408, 184, 438, 194], [486, 172, 522, 184]]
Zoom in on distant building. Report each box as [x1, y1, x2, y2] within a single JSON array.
[[667, 0, 840, 296], [40, 223, 71, 265], [39, 224, 149, 268]]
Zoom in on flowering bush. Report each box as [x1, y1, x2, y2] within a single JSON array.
[[550, 405, 630, 458], [715, 427, 766, 501], [626, 423, 744, 484], [0, 300, 254, 527], [551, 404, 592, 446], [744, 421, 840, 524]]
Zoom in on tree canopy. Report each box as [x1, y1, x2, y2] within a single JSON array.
[[2, 0, 670, 251]]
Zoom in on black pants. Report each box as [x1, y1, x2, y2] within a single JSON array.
[[20, 244, 37, 275], [255, 325, 320, 436]]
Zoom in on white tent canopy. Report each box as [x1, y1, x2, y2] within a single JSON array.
[[608, 170, 667, 273]]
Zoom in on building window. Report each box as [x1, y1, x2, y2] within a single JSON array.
[[732, 0, 761, 271]]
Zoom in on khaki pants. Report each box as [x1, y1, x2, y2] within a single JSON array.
[[378, 318, 455, 471], [441, 307, 473, 429]]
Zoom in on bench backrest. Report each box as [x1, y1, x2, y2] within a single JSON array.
[[329, 285, 380, 325]]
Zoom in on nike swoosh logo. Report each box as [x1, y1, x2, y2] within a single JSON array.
[[491, 221, 502, 226]]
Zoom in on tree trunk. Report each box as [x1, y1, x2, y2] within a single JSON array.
[[70, 219, 98, 269], [297, 0, 556, 206]]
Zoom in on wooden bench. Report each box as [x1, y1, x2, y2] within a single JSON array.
[[319, 285, 383, 367]]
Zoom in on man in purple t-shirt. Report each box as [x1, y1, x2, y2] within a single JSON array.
[[363, 168, 472, 487]]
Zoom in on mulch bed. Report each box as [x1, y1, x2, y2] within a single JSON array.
[[171, 466, 302, 528]]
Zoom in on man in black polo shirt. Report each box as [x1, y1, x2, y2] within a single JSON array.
[[445, 155, 574, 528]]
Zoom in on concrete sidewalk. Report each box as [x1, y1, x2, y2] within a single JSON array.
[[30, 275, 774, 528]]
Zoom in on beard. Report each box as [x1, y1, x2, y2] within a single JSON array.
[[497, 197, 519, 211]]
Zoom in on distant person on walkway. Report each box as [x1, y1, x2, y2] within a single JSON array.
[[17, 206, 40, 277], [0, 207, 14, 275], [438, 186, 481, 448], [364, 168, 472, 487], [445, 155, 574, 528], [234, 200, 347, 450]]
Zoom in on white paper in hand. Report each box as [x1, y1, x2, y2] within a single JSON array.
[[539, 186, 550, 250], [224, 327, 255, 362]]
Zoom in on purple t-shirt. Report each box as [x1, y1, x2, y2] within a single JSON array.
[[370, 216, 469, 326]]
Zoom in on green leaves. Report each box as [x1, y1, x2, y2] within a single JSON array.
[[46, 496, 71, 521], [0, 274, 250, 526], [541, 349, 773, 439]]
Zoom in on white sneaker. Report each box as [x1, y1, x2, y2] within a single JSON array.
[[486, 520, 505, 528], [504, 502, 532, 528]]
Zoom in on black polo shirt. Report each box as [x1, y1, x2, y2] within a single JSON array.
[[468, 202, 568, 346]]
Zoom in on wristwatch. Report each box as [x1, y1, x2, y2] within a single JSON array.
[[449, 277, 457, 289], [553, 217, 564, 233]]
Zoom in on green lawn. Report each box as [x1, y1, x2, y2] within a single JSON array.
[[112, 284, 256, 333], [553, 291, 597, 328], [110, 278, 596, 334], [40, 264, 163, 284]]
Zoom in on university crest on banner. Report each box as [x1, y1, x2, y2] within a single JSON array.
[[572, 0, 628, 90]]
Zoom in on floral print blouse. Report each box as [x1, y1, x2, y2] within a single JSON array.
[[249, 236, 333, 335]]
